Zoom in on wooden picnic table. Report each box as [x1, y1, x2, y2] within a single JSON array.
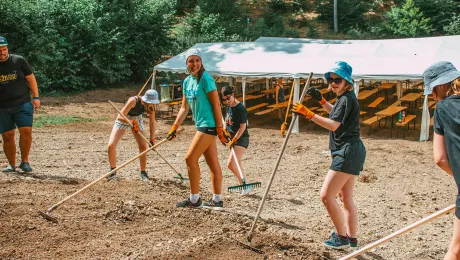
[[378, 83, 396, 89], [236, 94, 265, 102], [400, 92, 423, 112], [375, 106, 408, 138], [267, 96, 311, 108]]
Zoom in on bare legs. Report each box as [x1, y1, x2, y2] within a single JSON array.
[[185, 131, 221, 194], [320, 170, 357, 237], [107, 127, 148, 170], [226, 145, 247, 184], [444, 217, 460, 260], [2, 127, 33, 166]]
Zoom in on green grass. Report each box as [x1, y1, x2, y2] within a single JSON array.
[[33, 115, 107, 128]]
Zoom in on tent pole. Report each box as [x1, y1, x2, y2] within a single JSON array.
[[265, 78, 269, 91], [397, 80, 403, 100], [151, 70, 156, 91], [242, 77, 247, 107], [292, 78, 300, 133]]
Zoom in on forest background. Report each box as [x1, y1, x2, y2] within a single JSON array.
[[1, 0, 459, 95]]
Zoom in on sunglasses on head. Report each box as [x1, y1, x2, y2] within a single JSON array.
[[223, 95, 232, 101], [327, 78, 343, 84]]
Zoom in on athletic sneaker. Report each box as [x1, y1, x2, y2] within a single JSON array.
[[106, 168, 117, 181], [202, 199, 224, 210], [19, 162, 32, 172], [176, 198, 202, 208], [2, 165, 17, 173], [323, 232, 350, 250], [140, 171, 149, 181], [240, 186, 254, 195], [348, 236, 358, 251]]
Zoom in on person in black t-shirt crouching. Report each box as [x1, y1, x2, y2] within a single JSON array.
[[0, 36, 40, 173], [107, 89, 160, 181], [221, 86, 253, 195], [423, 61, 460, 260], [292, 61, 366, 251]]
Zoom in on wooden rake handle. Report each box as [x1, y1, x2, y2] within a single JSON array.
[[137, 70, 155, 96], [283, 81, 295, 124], [339, 204, 456, 260]]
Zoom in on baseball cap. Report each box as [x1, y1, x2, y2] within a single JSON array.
[[0, 36, 7, 47]]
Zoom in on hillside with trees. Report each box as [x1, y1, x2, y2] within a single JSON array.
[[1, 0, 459, 93]]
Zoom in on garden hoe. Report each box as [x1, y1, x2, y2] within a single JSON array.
[[246, 73, 313, 246], [39, 130, 184, 223], [109, 101, 188, 182], [280, 81, 295, 137]]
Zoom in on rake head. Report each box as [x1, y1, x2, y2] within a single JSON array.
[[227, 182, 261, 193], [39, 210, 58, 223], [173, 173, 189, 182]]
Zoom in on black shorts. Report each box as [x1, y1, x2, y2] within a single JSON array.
[[197, 127, 217, 136], [330, 140, 366, 176], [456, 193, 460, 220], [234, 136, 249, 149]]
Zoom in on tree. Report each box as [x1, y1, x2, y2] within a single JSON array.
[[444, 14, 460, 35], [382, 0, 434, 38], [413, 0, 459, 33], [315, 0, 373, 32]]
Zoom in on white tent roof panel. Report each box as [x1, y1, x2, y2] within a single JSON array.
[[154, 36, 460, 80]]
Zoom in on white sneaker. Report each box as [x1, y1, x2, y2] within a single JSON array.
[[240, 186, 254, 195]]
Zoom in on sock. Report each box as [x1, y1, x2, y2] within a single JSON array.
[[190, 193, 200, 203], [338, 234, 348, 240], [213, 194, 222, 202], [347, 235, 357, 242]]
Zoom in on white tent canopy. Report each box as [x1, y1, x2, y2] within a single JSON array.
[[154, 36, 460, 139], [155, 35, 460, 80]]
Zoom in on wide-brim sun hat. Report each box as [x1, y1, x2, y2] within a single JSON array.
[[325, 61, 354, 85], [0, 36, 7, 47], [422, 61, 460, 95], [142, 89, 160, 104]]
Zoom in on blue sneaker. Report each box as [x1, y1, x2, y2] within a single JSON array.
[[323, 232, 350, 250], [2, 165, 17, 173], [19, 162, 32, 173], [176, 198, 202, 209]]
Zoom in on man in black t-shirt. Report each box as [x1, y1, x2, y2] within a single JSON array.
[[0, 36, 40, 173]]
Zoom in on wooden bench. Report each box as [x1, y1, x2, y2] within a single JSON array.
[[368, 97, 385, 108], [247, 103, 269, 113], [395, 114, 417, 138], [255, 108, 276, 116], [328, 97, 337, 104], [362, 115, 385, 135], [419, 101, 437, 110], [389, 100, 402, 107]]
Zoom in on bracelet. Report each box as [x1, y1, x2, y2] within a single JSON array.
[[33, 97, 40, 100]]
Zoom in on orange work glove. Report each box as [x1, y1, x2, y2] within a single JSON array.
[[227, 137, 238, 148], [292, 103, 315, 120], [216, 126, 230, 145], [167, 124, 179, 141], [131, 120, 140, 133]]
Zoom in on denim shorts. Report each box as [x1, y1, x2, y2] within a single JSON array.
[[197, 127, 217, 136], [0, 102, 34, 134], [330, 140, 366, 176]]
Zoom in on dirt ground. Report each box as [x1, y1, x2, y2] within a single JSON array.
[[0, 87, 457, 259]]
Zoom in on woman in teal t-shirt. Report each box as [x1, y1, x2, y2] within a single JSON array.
[[167, 49, 230, 210]]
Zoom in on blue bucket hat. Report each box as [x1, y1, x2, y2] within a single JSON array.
[[141, 89, 160, 104], [422, 61, 460, 95], [0, 36, 7, 47], [325, 61, 354, 85]]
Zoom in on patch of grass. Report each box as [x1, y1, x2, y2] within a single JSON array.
[[33, 115, 107, 128]]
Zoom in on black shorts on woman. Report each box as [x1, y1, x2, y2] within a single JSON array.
[[328, 91, 366, 176]]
